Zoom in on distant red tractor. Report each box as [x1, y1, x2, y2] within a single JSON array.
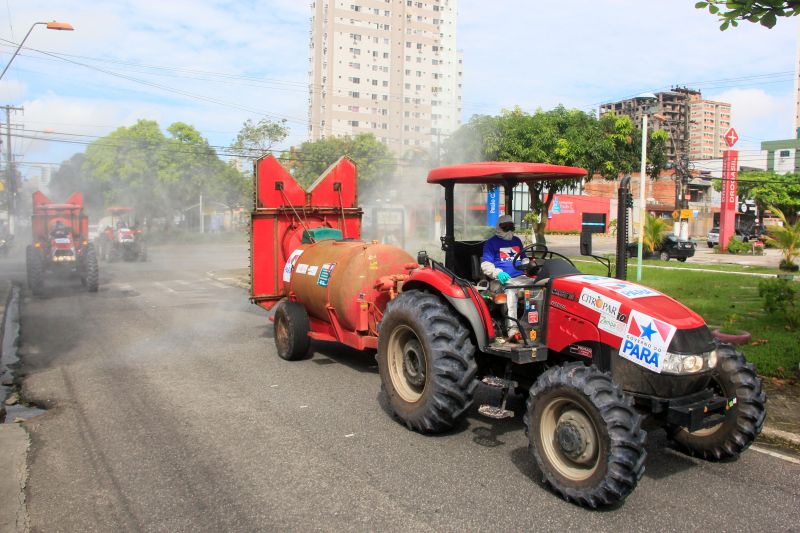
[[27, 192, 99, 295], [250, 156, 765, 508], [96, 206, 147, 262]]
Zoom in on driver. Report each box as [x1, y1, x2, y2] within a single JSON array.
[[50, 221, 69, 238], [481, 214, 528, 342]]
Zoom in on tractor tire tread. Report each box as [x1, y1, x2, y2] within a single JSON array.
[[274, 301, 311, 361], [378, 290, 477, 434], [669, 347, 765, 460], [524, 362, 646, 509]]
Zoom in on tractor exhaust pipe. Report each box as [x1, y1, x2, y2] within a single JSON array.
[[615, 175, 632, 280]]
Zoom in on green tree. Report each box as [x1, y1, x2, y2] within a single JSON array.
[[695, 1, 800, 29], [443, 106, 665, 241], [765, 206, 800, 269], [718, 171, 800, 225], [229, 117, 289, 157], [643, 214, 670, 254], [286, 133, 396, 189]]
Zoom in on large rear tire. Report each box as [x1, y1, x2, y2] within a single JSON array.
[[525, 363, 646, 508], [84, 245, 99, 292], [26, 246, 45, 296], [274, 301, 311, 361], [377, 290, 477, 434], [668, 346, 765, 460]]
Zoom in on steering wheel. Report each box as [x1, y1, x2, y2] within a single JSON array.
[[512, 243, 575, 274]]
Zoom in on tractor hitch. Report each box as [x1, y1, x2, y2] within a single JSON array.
[[632, 388, 731, 432]]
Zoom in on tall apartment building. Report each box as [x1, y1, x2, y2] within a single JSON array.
[[599, 88, 731, 161], [688, 97, 731, 160], [308, 0, 462, 156]]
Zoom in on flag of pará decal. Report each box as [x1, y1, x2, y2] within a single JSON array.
[[619, 309, 677, 373], [498, 246, 520, 261]]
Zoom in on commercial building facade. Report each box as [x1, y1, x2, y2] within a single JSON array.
[[308, 0, 462, 156]]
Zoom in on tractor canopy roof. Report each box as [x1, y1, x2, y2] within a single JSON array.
[[427, 162, 587, 185]]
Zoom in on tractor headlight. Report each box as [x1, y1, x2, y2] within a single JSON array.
[[661, 349, 717, 375]]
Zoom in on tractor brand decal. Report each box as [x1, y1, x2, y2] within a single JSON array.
[[295, 263, 309, 275], [550, 301, 567, 311], [598, 314, 626, 337], [282, 249, 304, 283], [307, 265, 319, 276], [317, 263, 336, 287], [569, 344, 593, 358], [552, 288, 575, 300], [578, 288, 621, 320], [617, 312, 628, 322], [619, 310, 677, 373], [566, 275, 659, 300]]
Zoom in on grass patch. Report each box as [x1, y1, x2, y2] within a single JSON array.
[[573, 258, 798, 377]]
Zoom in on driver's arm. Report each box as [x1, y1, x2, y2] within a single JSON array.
[[480, 241, 503, 280]]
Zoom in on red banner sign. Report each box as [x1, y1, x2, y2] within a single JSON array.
[[719, 150, 738, 251]]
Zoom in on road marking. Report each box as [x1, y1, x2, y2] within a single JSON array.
[[174, 279, 191, 286], [153, 281, 177, 293], [750, 445, 800, 465]]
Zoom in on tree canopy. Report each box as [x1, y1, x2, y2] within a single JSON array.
[[49, 119, 247, 224], [229, 117, 289, 157], [441, 106, 668, 239], [727, 171, 800, 224], [281, 133, 396, 189], [695, 1, 800, 29]]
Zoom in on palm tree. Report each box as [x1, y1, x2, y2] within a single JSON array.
[[642, 214, 669, 254], [766, 206, 800, 270]]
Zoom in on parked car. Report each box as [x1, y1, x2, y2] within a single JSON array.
[[706, 227, 748, 248], [628, 233, 696, 262]]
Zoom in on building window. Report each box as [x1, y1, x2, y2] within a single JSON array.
[[779, 150, 791, 157]]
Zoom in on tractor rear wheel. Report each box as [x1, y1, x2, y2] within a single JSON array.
[[84, 245, 99, 292], [26, 247, 45, 296], [668, 346, 765, 460], [274, 301, 311, 361], [525, 363, 646, 508], [377, 290, 477, 434]]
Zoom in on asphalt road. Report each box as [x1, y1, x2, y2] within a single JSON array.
[[7, 241, 800, 531]]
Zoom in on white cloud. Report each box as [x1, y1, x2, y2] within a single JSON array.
[[0, 79, 27, 100]]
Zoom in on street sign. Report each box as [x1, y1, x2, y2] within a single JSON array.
[[672, 209, 694, 219], [672, 210, 678, 219], [724, 127, 739, 148]]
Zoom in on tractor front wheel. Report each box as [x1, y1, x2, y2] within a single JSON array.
[[26, 246, 45, 296], [274, 301, 311, 361], [378, 290, 477, 434], [668, 346, 765, 460], [525, 363, 646, 508]]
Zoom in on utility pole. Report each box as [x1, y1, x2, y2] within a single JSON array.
[[3, 105, 24, 235]]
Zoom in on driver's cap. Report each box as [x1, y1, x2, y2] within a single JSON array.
[[498, 215, 513, 225]]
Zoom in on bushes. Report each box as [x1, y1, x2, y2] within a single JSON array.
[[758, 278, 799, 330], [725, 235, 757, 255]]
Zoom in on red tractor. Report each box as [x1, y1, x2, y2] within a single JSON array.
[[250, 157, 765, 508], [27, 192, 99, 295], [96, 206, 147, 262]]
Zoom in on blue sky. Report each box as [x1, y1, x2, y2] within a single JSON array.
[[0, 0, 797, 181]]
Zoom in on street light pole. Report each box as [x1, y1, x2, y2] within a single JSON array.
[[636, 113, 648, 282], [0, 21, 74, 81]]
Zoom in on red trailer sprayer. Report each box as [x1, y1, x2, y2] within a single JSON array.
[[250, 156, 765, 508], [27, 191, 99, 295]]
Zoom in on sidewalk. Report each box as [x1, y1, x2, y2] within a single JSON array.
[[0, 280, 29, 532]]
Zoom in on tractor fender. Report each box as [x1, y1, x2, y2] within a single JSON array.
[[402, 277, 492, 349]]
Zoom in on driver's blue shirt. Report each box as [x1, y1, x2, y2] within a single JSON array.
[[482, 235, 524, 277]]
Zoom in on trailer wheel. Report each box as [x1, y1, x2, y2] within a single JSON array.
[[26, 246, 45, 296], [668, 346, 765, 460], [84, 245, 99, 292], [377, 290, 477, 434], [525, 363, 646, 508], [274, 301, 311, 361]]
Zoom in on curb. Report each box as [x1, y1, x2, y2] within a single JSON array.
[[761, 426, 800, 448]]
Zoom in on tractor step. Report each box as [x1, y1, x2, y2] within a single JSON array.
[[478, 405, 515, 419], [481, 376, 518, 389]]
